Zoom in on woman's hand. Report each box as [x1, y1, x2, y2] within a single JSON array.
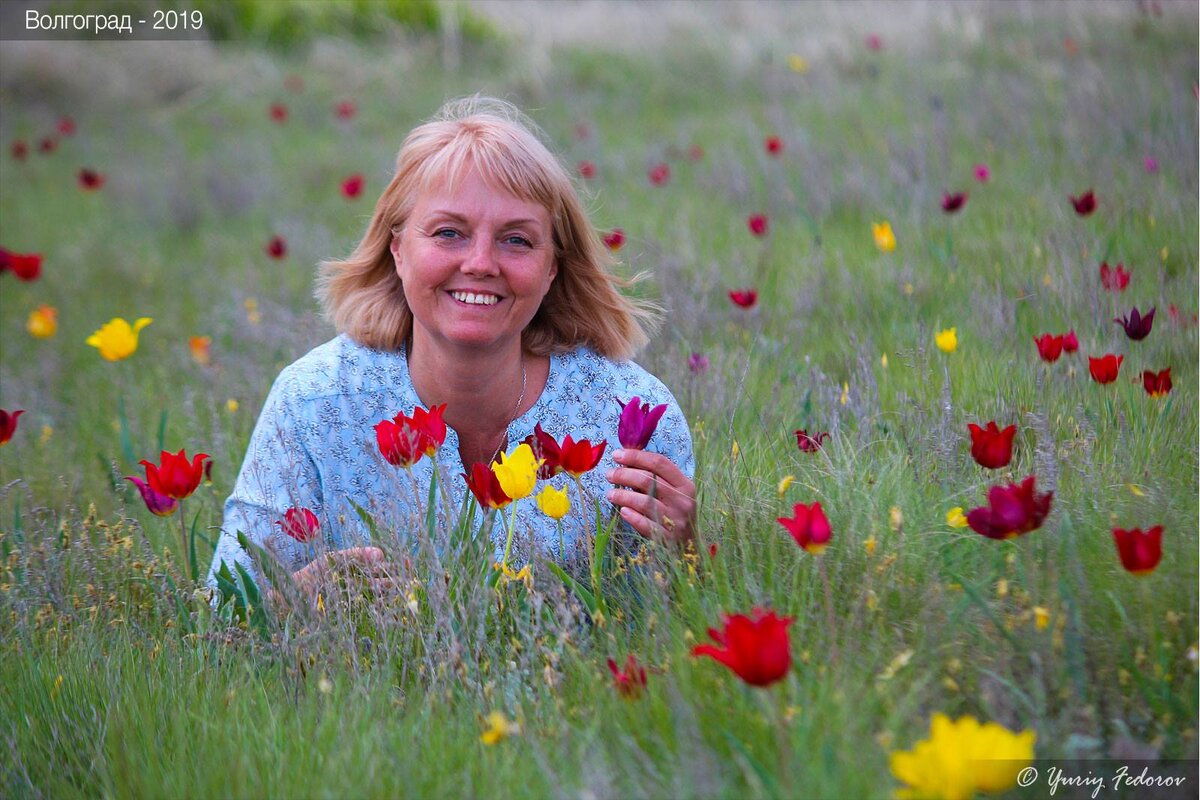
[[290, 546, 399, 603], [605, 449, 697, 543]]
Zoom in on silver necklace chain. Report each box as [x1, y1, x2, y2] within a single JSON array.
[[490, 358, 527, 465]]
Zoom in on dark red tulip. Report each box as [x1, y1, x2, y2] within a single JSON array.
[[1062, 329, 1079, 354], [524, 423, 605, 479], [140, 449, 209, 500], [0, 409, 24, 446], [278, 507, 320, 542], [966, 475, 1053, 540], [865, 33, 883, 51], [648, 163, 670, 186], [1088, 354, 1123, 385], [1112, 526, 1163, 575], [10, 140, 28, 161], [335, 100, 356, 120], [1099, 262, 1130, 291], [794, 429, 829, 453], [78, 168, 105, 190], [578, 160, 596, 179], [967, 421, 1016, 469], [1114, 306, 1155, 341], [57, 117, 76, 136], [747, 213, 768, 237], [707, 542, 718, 559], [728, 289, 758, 309], [941, 192, 968, 213], [607, 654, 648, 700], [124, 476, 179, 517], [691, 608, 793, 687], [463, 462, 511, 510], [1142, 368, 1172, 398], [1069, 190, 1096, 216], [764, 135, 783, 156], [1034, 333, 1064, 363], [616, 396, 668, 450], [687, 143, 705, 161], [375, 404, 447, 467], [341, 173, 364, 199], [269, 103, 288, 123], [38, 137, 57, 154], [688, 352, 709, 374], [777, 501, 832, 554], [0, 248, 43, 281], [266, 235, 287, 259], [603, 228, 625, 251]]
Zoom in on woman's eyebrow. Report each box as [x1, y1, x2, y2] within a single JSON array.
[[422, 209, 545, 228]]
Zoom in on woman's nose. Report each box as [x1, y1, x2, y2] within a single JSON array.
[[461, 237, 501, 275]]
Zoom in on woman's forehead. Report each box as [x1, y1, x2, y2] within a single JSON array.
[[413, 164, 552, 222]]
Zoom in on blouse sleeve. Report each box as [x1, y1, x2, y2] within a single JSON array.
[[650, 398, 695, 480], [207, 371, 325, 588]]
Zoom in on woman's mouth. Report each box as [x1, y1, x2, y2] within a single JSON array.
[[449, 290, 501, 306]]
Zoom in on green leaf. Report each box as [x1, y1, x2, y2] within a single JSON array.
[[188, 511, 201, 582], [546, 561, 597, 615], [116, 395, 136, 466], [155, 409, 168, 454], [946, 569, 1023, 652], [348, 499, 380, 541]]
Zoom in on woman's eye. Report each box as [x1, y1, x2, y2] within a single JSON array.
[[432, 228, 461, 240], [503, 235, 533, 248]]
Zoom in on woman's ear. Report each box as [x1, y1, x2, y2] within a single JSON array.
[[390, 230, 404, 277]]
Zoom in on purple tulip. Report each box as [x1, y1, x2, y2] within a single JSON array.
[[688, 352, 710, 374], [125, 475, 179, 517], [617, 396, 668, 450], [1114, 306, 1155, 341]]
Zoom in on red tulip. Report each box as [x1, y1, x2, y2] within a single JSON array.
[[1062, 329, 1079, 354], [464, 462, 511, 510], [278, 507, 320, 542], [265, 235, 287, 259], [777, 501, 832, 554], [1114, 306, 1155, 341], [1034, 333, 1064, 363], [603, 228, 625, 251], [865, 33, 883, 51], [140, 449, 210, 500], [375, 404, 447, 467], [747, 213, 768, 237], [524, 423, 605, 479], [607, 654, 648, 699], [764, 135, 783, 156], [1099, 262, 1130, 291], [1088, 354, 1123, 385], [967, 421, 1016, 469], [691, 608, 793, 687], [1142, 368, 1172, 398], [1069, 189, 1096, 216], [78, 168, 105, 190], [57, 117, 76, 136], [269, 103, 288, 123], [0, 409, 24, 446], [687, 143, 705, 161], [973, 164, 990, 183], [341, 173, 364, 199], [794, 429, 829, 453], [0, 248, 43, 281], [941, 192, 968, 213], [728, 289, 758, 309], [578, 160, 596, 179], [335, 100, 357, 120], [966, 475, 1053, 540], [707, 542, 718, 559], [10, 140, 28, 161], [1112, 526, 1163, 575], [124, 476, 179, 517], [648, 163, 670, 186], [617, 396, 668, 450], [38, 137, 57, 154]]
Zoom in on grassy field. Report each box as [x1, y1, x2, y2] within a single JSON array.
[[1, 2, 1197, 797]]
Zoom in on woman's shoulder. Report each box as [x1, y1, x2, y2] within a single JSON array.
[[555, 346, 678, 405], [270, 334, 410, 405]]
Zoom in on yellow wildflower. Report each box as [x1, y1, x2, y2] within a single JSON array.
[[491, 443, 541, 501], [86, 317, 152, 361], [480, 711, 519, 745], [777, 474, 795, 496], [864, 536, 877, 556], [731, 439, 740, 460], [890, 713, 1036, 800], [945, 507, 968, 528], [534, 485, 570, 520], [26, 304, 58, 338], [889, 505, 903, 532], [881, 353, 888, 368], [39, 425, 53, 445], [872, 221, 897, 252], [787, 54, 809, 73], [226, 399, 240, 413], [840, 382, 850, 405], [1033, 606, 1050, 630], [935, 327, 957, 354]]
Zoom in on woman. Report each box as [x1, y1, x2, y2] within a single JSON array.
[[208, 97, 695, 596]]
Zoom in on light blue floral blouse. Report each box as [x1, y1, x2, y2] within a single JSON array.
[[207, 334, 693, 583]]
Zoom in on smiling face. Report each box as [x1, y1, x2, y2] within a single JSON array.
[[391, 166, 557, 357]]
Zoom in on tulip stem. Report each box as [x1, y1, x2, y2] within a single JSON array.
[[177, 498, 192, 581], [500, 502, 518, 568], [818, 556, 838, 665]]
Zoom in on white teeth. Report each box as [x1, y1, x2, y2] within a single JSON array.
[[451, 291, 499, 306]]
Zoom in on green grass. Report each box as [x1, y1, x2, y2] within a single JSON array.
[[1, 4, 1197, 798]]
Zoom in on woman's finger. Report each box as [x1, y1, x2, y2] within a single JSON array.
[[611, 449, 689, 488]]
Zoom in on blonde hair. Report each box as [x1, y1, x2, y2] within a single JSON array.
[[317, 96, 657, 361]]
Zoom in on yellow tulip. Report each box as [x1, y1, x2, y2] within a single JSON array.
[[935, 327, 957, 353], [777, 474, 795, 496], [86, 317, 152, 361], [480, 711, 519, 745], [26, 304, 58, 338], [891, 713, 1035, 800], [945, 507, 968, 528], [491, 443, 541, 501], [872, 221, 896, 253], [535, 484, 570, 520]]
